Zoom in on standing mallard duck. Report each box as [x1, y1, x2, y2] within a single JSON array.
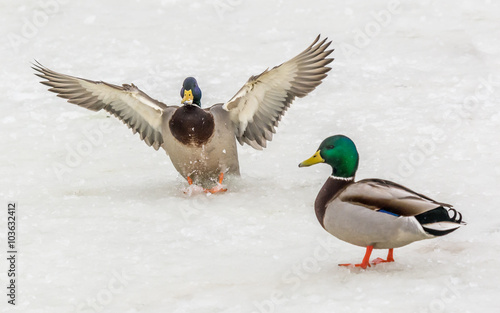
[[33, 35, 333, 193], [299, 135, 465, 269]]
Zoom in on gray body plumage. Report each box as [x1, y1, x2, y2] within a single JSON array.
[[323, 200, 432, 249], [317, 177, 463, 249], [161, 104, 240, 186]]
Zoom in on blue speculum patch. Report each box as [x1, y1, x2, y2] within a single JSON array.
[[378, 209, 400, 217]]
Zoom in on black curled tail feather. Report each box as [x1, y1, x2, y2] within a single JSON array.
[[415, 207, 465, 237], [448, 208, 464, 224]]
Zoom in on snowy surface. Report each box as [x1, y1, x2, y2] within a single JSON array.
[[1, 0, 500, 312]]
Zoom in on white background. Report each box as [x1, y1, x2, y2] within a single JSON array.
[[1, 0, 499, 312]]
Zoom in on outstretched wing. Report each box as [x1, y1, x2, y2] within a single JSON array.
[[340, 179, 453, 217], [222, 35, 334, 149], [33, 61, 171, 150]]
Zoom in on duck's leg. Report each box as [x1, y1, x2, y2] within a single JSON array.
[[339, 246, 373, 269], [372, 248, 395, 265], [205, 172, 227, 194], [187, 176, 194, 185], [387, 248, 394, 262]]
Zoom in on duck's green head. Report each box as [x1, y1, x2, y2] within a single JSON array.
[[299, 135, 359, 178], [181, 77, 202, 107]]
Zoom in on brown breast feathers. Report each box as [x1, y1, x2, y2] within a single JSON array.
[[169, 105, 215, 146]]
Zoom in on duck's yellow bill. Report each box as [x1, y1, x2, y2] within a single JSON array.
[[299, 150, 325, 167], [182, 89, 194, 104]]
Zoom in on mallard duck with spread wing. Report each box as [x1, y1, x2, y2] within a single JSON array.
[[34, 35, 333, 193]]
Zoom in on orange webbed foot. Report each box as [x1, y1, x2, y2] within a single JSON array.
[[205, 185, 228, 194], [184, 173, 228, 195], [371, 249, 395, 265], [339, 246, 373, 270], [339, 262, 371, 269], [204, 173, 227, 194], [371, 258, 389, 265]]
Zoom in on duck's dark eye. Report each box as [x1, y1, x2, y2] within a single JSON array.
[[326, 145, 334, 150]]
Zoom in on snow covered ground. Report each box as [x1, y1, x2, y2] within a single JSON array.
[[1, 0, 499, 312]]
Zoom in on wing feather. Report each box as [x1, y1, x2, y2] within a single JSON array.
[[223, 35, 334, 149], [340, 179, 453, 217], [33, 62, 171, 150]]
